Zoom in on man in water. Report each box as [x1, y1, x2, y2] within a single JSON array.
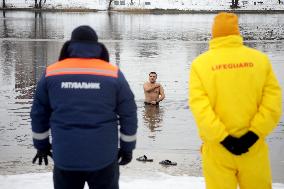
[[143, 72, 165, 106]]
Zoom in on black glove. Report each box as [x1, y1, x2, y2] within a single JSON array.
[[32, 148, 53, 165], [239, 131, 259, 150], [221, 135, 248, 155], [118, 149, 132, 165]]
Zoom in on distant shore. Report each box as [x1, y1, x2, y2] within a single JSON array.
[[0, 8, 284, 14]]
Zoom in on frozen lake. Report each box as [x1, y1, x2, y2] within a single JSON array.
[[0, 11, 283, 182]]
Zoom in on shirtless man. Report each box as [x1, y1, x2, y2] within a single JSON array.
[[143, 72, 165, 106]]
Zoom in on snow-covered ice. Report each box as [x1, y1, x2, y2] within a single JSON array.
[[0, 172, 284, 189], [1, 0, 284, 11]]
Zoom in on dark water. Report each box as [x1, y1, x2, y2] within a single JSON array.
[[0, 11, 283, 182]]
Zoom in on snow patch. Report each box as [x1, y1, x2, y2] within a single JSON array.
[[1, 0, 284, 11], [0, 172, 284, 189]]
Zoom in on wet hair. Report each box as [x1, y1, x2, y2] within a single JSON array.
[[149, 72, 157, 76]]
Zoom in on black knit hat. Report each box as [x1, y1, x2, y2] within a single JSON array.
[[71, 25, 98, 42], [58, 25, 109, 61]]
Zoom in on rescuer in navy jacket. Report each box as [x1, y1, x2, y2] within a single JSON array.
[[30, 25, 137, 189]]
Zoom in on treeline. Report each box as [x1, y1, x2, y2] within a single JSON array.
[[2, 0, 46, 8], [1, 0, 283, 9]]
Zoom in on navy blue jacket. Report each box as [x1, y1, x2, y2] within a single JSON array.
[[31, 42, 137, 171]]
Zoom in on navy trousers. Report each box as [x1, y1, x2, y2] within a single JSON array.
[[53, 161, 119, 189]]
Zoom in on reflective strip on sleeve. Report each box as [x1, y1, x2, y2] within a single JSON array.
[[32, 130, 50, 140], [120, 132, 137, 142]]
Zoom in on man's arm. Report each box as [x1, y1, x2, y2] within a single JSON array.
[[143, 83, 160, 93], [30, 73, 52, 151], [157, 85, 165, 102], [117, 71, 138, 153], [30, 72, 53, 165], [249, 60, 282, 138], [189, 64, 228, 143]]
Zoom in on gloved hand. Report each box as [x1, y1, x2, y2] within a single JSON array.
[[32, 148, 53, 165], [221, 135, 248, 155], [118, 149, 132, 165], [239, 131, 259, 150]]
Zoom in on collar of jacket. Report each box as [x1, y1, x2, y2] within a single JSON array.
[[67, 41, 103, 59], [209, 35, 243, 50]]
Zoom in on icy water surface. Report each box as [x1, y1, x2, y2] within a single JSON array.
[[0, 11, 283, 182]]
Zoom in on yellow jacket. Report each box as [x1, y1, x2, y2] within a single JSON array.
[[189, 35, 282, 143]]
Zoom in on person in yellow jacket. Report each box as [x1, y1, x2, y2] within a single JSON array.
[[189, 12, 282, 189]]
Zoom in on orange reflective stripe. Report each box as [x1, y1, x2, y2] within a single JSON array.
[[46, 68, 118, 77], [46, 58, 118, 78]]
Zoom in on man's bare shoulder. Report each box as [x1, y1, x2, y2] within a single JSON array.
[[143, 82, 151, 92], [155, 83, 162, 88], [143, 82, 150, 87]]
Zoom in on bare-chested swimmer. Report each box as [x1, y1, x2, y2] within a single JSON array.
[[143, 72, 165, 106]]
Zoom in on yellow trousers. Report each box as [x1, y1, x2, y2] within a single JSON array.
[[202, 139, 272, 189]]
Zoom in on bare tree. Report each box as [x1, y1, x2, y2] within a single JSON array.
[[279, 0, 282, 4], [108, 0, 114, 11], [35, 0, 38, 8], [2, 0, 6, 8], [35, 0, 46, 9], [230, 0, 239, 8]]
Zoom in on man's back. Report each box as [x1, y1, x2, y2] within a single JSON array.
[[46, 58, 119, 125], [189, 35, 281, 141]]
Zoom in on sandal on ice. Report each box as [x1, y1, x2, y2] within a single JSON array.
[[159, 160, 177, 166], [136, 155, 153, 162]]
